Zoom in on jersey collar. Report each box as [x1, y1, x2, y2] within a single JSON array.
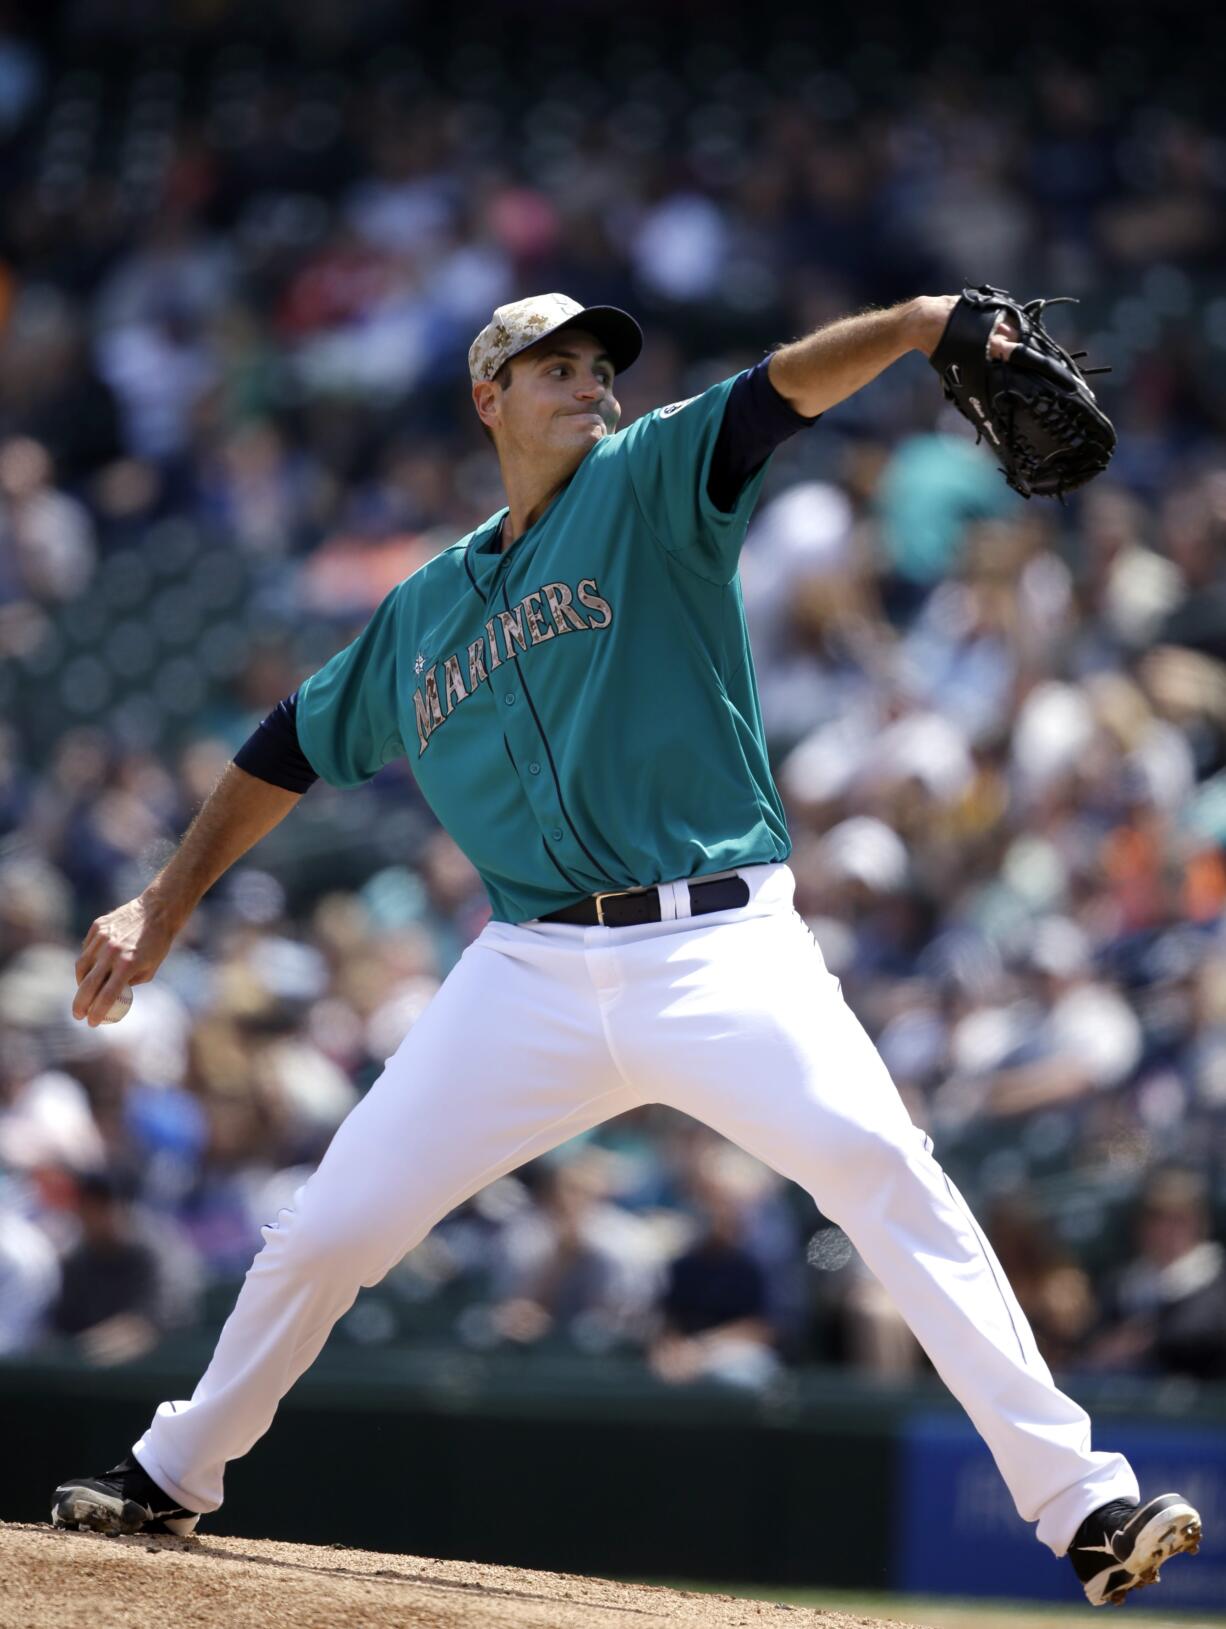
[[463, 509, 509, 596], [463, 456, 593, 596]]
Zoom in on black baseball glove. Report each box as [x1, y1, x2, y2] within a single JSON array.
[[929, 285, 1116, 500]]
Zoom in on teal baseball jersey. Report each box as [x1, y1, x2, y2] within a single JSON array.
[[296, 373, 792, 923]]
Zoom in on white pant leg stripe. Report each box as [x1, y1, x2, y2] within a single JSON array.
[[942, 1169, 1031, 1366]]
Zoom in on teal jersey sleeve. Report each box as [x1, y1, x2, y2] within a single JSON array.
[[620, 373, 765, 586], [296, 587, 407, 787]]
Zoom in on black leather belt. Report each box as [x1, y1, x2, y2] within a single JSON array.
[[539, 874, 750, 927]]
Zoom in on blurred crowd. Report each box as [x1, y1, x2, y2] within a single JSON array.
[[2, 1, 1226, 1389]]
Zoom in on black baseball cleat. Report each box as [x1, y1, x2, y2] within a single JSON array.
[[1069, 1492, 1202, 1606], [51, 1454, 200, 1537]]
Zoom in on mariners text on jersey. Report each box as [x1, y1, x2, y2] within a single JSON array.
[[412, 577, 613, 757], [296, 374, 792, 923]]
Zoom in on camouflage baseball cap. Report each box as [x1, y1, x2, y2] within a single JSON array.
[[468, 293, 642, 383]]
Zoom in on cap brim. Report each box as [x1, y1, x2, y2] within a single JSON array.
[[511, 305, 643, 377]]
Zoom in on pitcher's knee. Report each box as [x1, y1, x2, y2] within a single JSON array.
[[812, 1121, 924, 1212], [256, 1205, 391, 1290]]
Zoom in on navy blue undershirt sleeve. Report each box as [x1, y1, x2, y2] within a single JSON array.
[[233, 690, 319, 793], [707, 357, 820, 514]]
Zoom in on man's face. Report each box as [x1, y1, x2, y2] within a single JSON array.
[[474, 328, 621, 471], [1138, 1201, 1204, 1267]]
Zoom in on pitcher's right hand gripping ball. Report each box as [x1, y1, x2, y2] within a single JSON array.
[[930, 284, 1116, 500]]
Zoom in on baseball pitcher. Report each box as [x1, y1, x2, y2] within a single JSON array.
[[55, 291, 1200, 1608]]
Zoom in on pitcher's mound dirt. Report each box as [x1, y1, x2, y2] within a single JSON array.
[[0, 1521, 929, 1629]]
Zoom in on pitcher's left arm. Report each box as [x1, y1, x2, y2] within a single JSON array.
[[767, 295, 1019, 419]]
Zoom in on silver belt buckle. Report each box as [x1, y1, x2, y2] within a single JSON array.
[[593, 886, 645, 926]]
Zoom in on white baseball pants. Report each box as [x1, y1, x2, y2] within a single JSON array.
[[134, 863, 1137, 1553]]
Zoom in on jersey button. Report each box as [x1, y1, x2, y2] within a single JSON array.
[[504, 692, 516, 705], [528, 761, 541, 775], [550, 827, 563, 842]]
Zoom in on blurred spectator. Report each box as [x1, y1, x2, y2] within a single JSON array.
[[0, 437, 96, 604], [986, 1193, 1099, 1372], [829, 1254, 923, 1380], [0, 1015, 106, 1176], [0, 855, 72, 962], [49, 1170, 202, 1367], [0, 1179, 60, 1356], [0, 289, 123, 488], [1088, 1168, 1226, 1382], [482, 1153, 660, 1350], [975, 919, 1145, 1119], [876, 433, 1019, 604], [650, 1148, 784, 1390]]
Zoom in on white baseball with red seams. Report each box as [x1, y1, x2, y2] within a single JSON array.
[[133, 862, 1137, 1553], [98, 986, 133, 1024]]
